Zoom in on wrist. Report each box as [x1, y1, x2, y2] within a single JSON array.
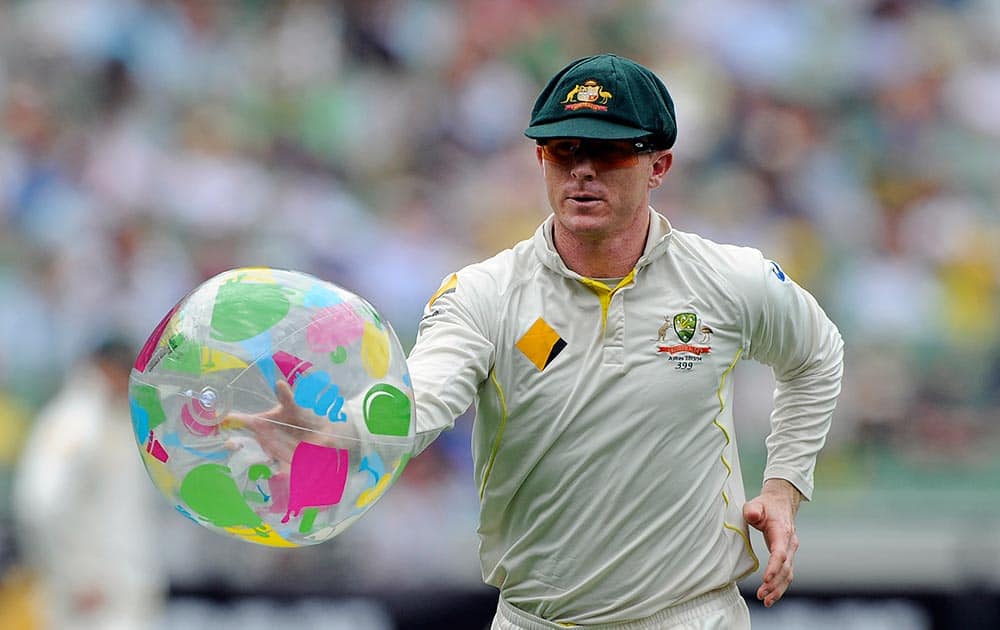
[[762, 478, 803, 511]]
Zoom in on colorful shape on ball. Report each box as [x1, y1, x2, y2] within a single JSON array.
[[180, 463, 263, 529], [134, 303, 182, 372], [330, 346, 348, 364], [298, 507, 320, 534], [210, 277, 291, 342], [224, 523, 298, 548], [160, 334, 202, 374], [248, 464, 272, 481], [145, 431, 169, 462], [266, 471, 290, 516], [357, 471, 394, 508], [303, 283, 342, 308], [358, 453, 386, 485], [200, 347, 249, 372], [361, 321, 390, 378], [363, 384, 411, 436], [307, 303, 364, 352], [272, 350, 313, 386], [140, 450, 178, 495], [181, 402, 219, 437], [161, 432, 228, 461], [293, 371, 346, 422], [282, 442, 350, 524]]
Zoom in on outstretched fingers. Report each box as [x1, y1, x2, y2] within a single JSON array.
[[743, 481, 803, 608], [223, 379, 342, 463], [757, 532, 798, 607]]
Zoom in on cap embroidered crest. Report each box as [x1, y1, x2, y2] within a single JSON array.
[[562, 80, 613, 111]]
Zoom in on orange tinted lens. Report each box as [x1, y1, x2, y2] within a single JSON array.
[[591, 142, 639, 168], [541, 140, 638, 169], [540, 141, 578, 165]]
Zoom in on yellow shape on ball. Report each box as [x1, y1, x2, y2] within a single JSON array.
[[361, 321, 390, 378], [223, 523, 299, 548]]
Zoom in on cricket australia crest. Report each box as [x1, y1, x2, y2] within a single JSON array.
[[656, 312, 712, 371], [562, 80, 613, 111]]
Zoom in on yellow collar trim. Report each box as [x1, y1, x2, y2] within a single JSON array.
[[577, 269, 636, 330]]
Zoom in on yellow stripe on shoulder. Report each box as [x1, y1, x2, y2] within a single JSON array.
[[427, 273, 458, 309]]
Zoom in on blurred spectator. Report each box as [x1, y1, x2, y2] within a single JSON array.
[[13, 337, 166, 630]]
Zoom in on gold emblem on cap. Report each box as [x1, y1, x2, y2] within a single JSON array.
[[562, 80, 612, 111]]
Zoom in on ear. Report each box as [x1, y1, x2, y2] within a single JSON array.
[[535, 144, 544, 166], [648, 151, 673, 189]]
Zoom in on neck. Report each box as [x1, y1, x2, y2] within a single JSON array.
[[553, 209, 650, 278]]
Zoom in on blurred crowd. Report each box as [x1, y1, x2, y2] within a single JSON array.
[[1, 0, 1000, 621]]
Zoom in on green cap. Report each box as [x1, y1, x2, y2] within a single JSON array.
[[524, 54, 677, 148]]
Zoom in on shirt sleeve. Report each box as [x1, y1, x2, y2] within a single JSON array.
[[745, 256, 844, 500], [407, 270, 497, 455]]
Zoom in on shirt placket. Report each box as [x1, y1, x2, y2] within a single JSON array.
[[576, 274, 635, 369], [603, 287, 626, 368]]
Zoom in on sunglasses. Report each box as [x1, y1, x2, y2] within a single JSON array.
[[539, 138, 658, 170]]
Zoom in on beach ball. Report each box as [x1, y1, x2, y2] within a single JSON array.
[[129, 267, 415, 547]]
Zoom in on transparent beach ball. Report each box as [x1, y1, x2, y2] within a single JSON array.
[[129, 267, 415, 547]]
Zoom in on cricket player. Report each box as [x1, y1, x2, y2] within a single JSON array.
[[405, 54, 844, 629]]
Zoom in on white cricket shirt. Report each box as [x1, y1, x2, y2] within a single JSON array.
[[407, 208, 844, 625]]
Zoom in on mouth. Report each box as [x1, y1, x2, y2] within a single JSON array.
[[566, 191, 603, 204]]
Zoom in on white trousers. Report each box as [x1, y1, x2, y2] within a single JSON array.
[[490, 583, 751, 630]]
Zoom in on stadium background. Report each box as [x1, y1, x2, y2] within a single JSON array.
[[1, 1, 998, 628]]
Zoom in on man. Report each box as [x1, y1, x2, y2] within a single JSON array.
[[405, 54, 844, 628], [13, 338, 167, 630]]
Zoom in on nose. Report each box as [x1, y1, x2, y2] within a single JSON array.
[[570, 155, 596, 180]]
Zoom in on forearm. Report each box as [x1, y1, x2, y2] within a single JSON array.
[[764, 346, 843, 500], [407, 272, 497, 456]]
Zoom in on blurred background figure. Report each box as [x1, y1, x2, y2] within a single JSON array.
[[12, 337, 166, 630]]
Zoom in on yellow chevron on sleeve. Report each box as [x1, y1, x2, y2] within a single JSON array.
[[427, 273, 458, 309]]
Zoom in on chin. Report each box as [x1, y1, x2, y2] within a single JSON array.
[[558, 213, 612, 236]]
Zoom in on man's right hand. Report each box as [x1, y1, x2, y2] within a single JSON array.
[[225, 380, 338, 466]]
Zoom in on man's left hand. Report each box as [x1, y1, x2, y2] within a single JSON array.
[[743, 478, 802, 608]]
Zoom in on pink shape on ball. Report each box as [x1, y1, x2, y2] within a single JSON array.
[[181, 404, 218, 437], [134, 303, 182, 372], [281, 442, 349, 524], [272, 351, 313, 386], [306, 304, 364, 352]]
